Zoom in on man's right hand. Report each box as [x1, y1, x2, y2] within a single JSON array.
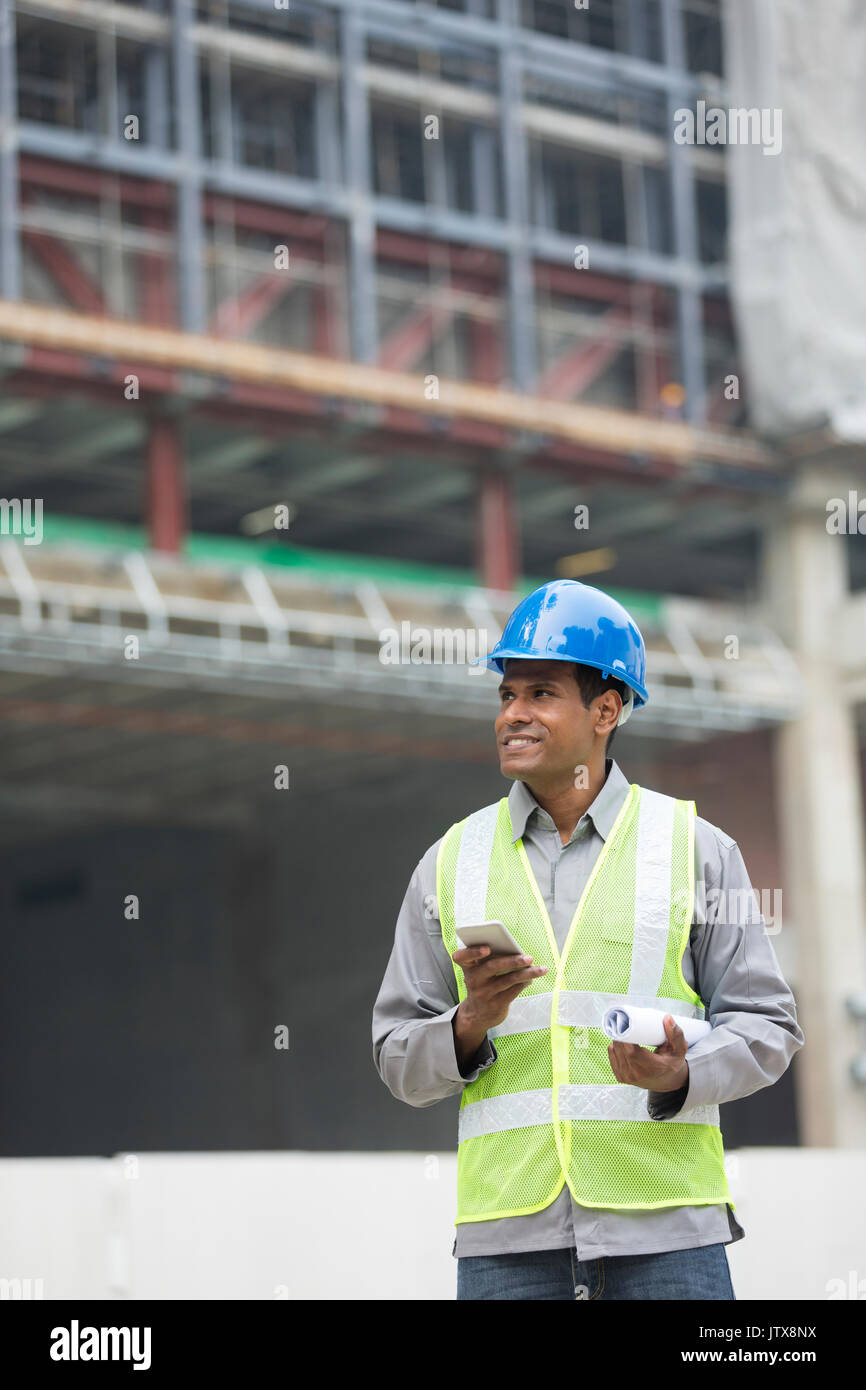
[[450, 946, 547, 1073]]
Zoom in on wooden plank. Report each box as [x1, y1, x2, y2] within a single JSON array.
[[0, 299, 777, 469]]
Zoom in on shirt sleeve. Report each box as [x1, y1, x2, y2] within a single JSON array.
[[647, 836, 804, 1120], [372, 848, 498, 1107]]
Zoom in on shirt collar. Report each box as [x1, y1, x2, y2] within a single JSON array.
[[507, 758, 631, 845]]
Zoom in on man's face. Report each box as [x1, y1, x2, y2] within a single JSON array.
[[495, 659, 611, 787]]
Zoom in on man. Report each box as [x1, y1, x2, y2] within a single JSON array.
[[372, 579, 804, 1301]]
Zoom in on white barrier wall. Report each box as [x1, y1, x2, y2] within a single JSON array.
[[1, 1149, 864, 1301]]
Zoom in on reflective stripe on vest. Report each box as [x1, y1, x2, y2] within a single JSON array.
[[631, 788, 676, 996], [453, 800, 500, 928], [436, 783, 734, 1220], [458, 1087, 722, 1142], [489, 989, 706, 1039]]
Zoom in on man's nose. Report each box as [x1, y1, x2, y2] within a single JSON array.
[[503, 698, 532, 722]]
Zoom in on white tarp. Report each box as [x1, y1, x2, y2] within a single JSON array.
[[721, 0, 866, 439]]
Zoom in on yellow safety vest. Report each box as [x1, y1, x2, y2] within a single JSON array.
[[436, 783, 735, 1223]]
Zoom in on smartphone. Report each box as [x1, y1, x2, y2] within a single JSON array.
[[455, 920, 525, 957]]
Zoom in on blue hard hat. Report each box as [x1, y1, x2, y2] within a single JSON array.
[[473, 579, 649, 708]]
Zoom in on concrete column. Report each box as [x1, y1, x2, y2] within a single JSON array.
[[763, 460, 866, 1146]]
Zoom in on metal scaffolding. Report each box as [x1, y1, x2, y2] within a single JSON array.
[[0, 533, 802, 735], [5, 0, 729, 362], [0, 0, 766, 593]]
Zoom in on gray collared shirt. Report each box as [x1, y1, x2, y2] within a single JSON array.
[[372, 758, 804, 1260]]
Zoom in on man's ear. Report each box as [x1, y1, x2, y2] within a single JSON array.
[[595, 690, 622, 737]]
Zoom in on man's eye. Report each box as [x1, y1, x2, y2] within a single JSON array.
[[501, 688, 553, 699]]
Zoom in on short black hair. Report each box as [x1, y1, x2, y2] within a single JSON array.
[[571, 663, 627, 754]]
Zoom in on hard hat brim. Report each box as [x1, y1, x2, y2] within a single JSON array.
[[471, 647, 649, 707]]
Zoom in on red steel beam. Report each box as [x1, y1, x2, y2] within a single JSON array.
[[376, 230, 502, 280], [539, 305, 633, 400], [477, 469, 519, 592], [535, 263, 656, 307], [311, 280, 335, 356], [12, 346, 178, 396], [468, 314, 503, 385], [209, 271, 296, 338], [205, 193, 328, 243], [138, 206, 176, 328], [7, 356, 758, 502], [378, 265, 503, 374], [19, 155, 172, 209], [628, 281, 667, 416], [377, 303, 455, 371], [145, 417, 187, 554], [21, 229, 105, 314], [0, 307, 772, 480]]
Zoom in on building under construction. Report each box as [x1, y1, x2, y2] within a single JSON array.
[[1, 0, 865, 1187]]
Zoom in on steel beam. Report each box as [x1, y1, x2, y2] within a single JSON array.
[[539, 305, 633, 401], [144, 0, 170, 152], [243, 0, 709, 97], [20, 228, 105, 313], [207, 25, 234, 168], [498, 8, 534, 392], [0, 298, 779, 471], [661, 0, 706, 424], [209, 270, 296, 339], [9, 0, 728, 449], [145, 416, 187, 554], [377, 302, 454, 372], [313, 56, 341, 188], [530, 222, 724, 293], [470, 124, 498, 220], [15, 122, 729, 294], [468, 311, 503, 386], [138, 205, 175, 326], [19, 154, 174, 208], [340, 7, 377, 364], [311, 251, 337, 356], [0, 0, 20, 299], [25, 0, 710, 102], [171, 0, 207, 333], [477, 467, 519, 592]]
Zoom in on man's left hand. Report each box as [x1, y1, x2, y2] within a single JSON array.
[[607, 1014, 689, 1092]]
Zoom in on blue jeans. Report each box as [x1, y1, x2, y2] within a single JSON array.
[[457, 1242, 736, 1300]]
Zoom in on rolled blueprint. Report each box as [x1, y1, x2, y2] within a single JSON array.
[[602, 1004, 711, 1049]]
